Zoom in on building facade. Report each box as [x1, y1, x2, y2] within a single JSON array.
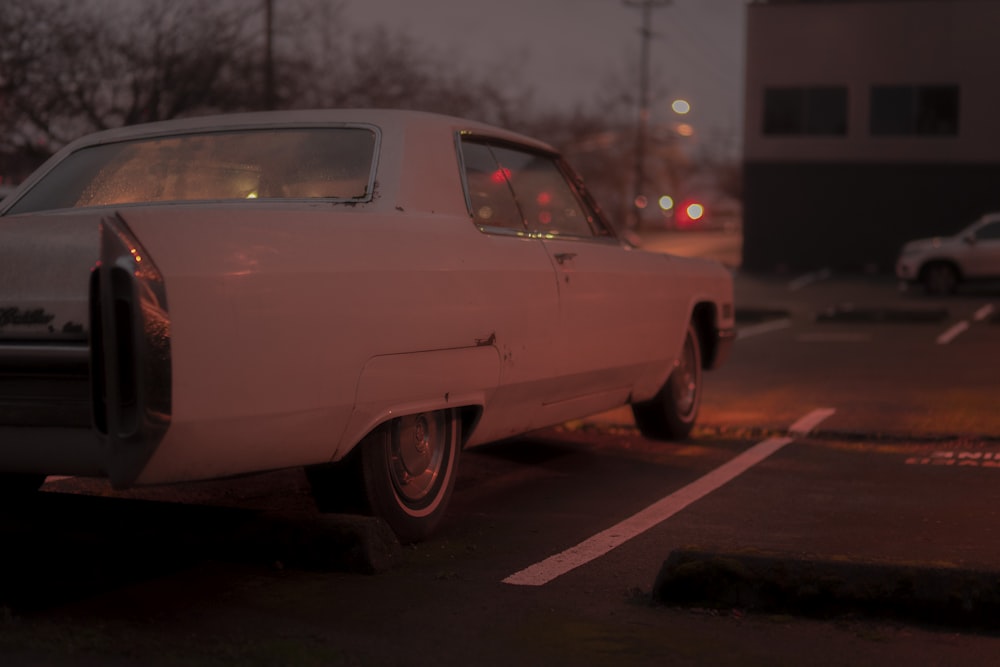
[[743, 0, 1000, 272]]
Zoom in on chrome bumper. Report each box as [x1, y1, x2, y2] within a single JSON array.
[[0, 342, 90, 428]]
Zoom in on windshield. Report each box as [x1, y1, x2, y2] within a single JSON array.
[[6, 127, 378, 214]]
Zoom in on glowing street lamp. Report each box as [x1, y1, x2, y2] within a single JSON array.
[[671, 99, 691, 115]]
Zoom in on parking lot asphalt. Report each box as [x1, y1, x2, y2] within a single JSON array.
[[567, 401, 1000, 630], [574, 254, 1000, 630], [558, 420, 1000, 631]]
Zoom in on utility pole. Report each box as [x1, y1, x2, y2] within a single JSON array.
[[624, 0, 670, 229], [264, 0, 275, 109]]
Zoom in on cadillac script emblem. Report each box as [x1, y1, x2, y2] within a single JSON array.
[[0, 307, 56, 328]]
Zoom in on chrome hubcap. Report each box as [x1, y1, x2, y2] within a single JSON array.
[[389, 412, 446, 505]]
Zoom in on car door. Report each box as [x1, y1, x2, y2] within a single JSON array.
[[456, 139, 566, 442], [487, 145, 688, 420], [965, 220, 1000, 278]]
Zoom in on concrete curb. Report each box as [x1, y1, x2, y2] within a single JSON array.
[[653, 548, 1000, 630]]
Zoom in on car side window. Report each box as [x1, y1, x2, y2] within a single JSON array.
[[489, 146, 596, 238], [459, 141, 525, 232], [460, 138, 615, 240], [976, 221, 1000, 241]]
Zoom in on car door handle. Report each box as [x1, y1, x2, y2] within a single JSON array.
[[554, 252, 577, 265]]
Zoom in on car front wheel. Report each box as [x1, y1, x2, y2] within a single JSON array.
[[631, 324, 703, 441], [307, 409, 460, 543], [922, 262, 960, 295]]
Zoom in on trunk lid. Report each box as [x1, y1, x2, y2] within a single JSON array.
[[0, 210, 103, 342]]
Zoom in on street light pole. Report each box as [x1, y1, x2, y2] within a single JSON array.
[[624, 0, 671, 229]]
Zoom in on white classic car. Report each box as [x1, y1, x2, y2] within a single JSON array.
[[0, 110, 734, 541], [895, 212, 1000, 294]]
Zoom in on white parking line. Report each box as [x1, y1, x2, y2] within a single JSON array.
[[974, 304, 996, 322], [788, 407, 836, 435], [502, 408, 836, 587], [936, 320, 970, 345], [738, 318, 792, 339], [788, 268, 832, 291]]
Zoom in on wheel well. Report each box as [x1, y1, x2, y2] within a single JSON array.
[[919, 259, 962, 280], [457, 404, 483, 447], [690, 302, 718, 369]]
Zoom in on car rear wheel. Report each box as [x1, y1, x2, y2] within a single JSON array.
[[307, 409, 460, 543], [922, 262, 960, 295], [631, 324, 703, 441]]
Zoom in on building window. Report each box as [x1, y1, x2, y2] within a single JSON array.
[[870, 85, 959, 136], [763, 86, 848, 136]]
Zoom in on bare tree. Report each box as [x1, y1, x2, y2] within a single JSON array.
[[0, 0, 649, 212], [279, 18, 534, 129], [0, 0, 259, 165]]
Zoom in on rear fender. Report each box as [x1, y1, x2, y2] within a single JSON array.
[[337, 345, 500, 460]]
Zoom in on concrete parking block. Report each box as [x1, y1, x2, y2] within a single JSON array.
[[654, 547, 1000, 630]]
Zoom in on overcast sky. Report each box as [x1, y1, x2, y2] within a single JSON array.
[[341, 0, 748, 155]]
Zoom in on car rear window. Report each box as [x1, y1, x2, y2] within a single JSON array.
[[7, 127, 378, 214]]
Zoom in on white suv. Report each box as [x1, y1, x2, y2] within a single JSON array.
[[896, 213, 1000, 294]]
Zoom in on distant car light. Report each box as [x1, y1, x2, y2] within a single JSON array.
[[676, 201, 705, 226]]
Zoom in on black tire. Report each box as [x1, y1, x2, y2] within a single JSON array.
[[631, 324, 703, 441], [0, 473, 46, 497], [308, 409, 460, 543], [921, 262, 960, 295]]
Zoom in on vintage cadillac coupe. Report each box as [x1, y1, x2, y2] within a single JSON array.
[[0, 109, 734, 541]]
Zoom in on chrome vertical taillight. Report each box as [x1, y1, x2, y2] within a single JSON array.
[[90, 214, 171, 483]]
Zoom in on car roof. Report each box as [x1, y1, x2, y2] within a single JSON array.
[[57, 108, 556, 154]]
